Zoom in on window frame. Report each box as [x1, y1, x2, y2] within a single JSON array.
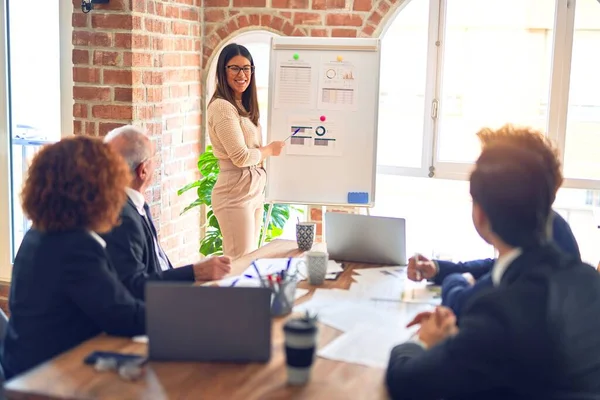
[[379, 0, 600, 189], [376, 0, 440, 178], [0, 0, 73, 281]]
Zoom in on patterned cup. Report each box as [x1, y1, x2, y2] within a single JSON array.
[[296, 223, 315, 251]]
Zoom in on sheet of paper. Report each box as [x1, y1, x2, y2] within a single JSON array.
[[293, 288, 365, 314], [241, 258, 305, 279], [401, 282, 441, 305], [285, 115, 341, 157], [217, 275, 262, 288], [317, 57, 358, 111], [295, 288, 309, 300], [274, 54, 314, 109], [349, 272, 405, 301], [318, 324, 413, 369], [353, 266, 406, 278], [317, 303, 411, 333]]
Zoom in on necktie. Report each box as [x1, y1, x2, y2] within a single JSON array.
[[143, 203, 171, 270]]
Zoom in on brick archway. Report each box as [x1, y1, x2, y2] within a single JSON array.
[[203, 14, 307, 69], [202, 0, 408, 69]]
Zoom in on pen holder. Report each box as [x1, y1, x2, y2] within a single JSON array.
[[267, 278, 298, 317]]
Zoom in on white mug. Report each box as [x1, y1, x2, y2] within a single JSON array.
[[305, 251, 328, 285]]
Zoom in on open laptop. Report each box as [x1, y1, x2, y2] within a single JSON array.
[[146, 284, 272, 363], [325, 212, 407, 265]]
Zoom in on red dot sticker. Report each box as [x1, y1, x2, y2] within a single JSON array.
[[320, 115, 326, 122]]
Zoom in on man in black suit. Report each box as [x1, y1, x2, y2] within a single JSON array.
[[385, 141, 600, 400], [103, 126, 231, 300]]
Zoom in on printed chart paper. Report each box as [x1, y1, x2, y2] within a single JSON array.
[[317, 57, 358, 111], [274, 54, 314, 109], [286, 115, 342, 157]]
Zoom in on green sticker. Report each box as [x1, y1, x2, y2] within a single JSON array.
[[293, 53, 299, 60]]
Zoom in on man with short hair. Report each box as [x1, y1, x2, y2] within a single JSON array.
[[103, 125, 231, 300], [407, 125, 580, 318], [386, 143, 600, 400]]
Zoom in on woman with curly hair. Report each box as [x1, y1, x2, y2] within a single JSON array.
[[0, 136, 146, 379]]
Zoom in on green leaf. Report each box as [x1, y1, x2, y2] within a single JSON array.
[[180, 198, 203, 215], [177, 180, 201, 196], [208, 213, 220, 230], [200, 229, 223, 256]]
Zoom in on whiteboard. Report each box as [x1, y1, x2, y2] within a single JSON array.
[[265, 37, 381, 206]]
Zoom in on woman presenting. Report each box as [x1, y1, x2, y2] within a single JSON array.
[[207, 43, 285, 260]]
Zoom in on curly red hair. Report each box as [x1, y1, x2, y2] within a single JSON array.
[[21, 136, 131, 233]]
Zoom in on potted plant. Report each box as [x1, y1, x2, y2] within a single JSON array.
[[178, 146, 297, 256]]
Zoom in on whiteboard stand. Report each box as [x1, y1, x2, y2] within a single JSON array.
[[260, 202, 275, 248], [321, 205, 327, 243]]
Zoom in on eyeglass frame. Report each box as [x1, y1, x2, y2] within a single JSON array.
[[134, 152, 158, 171], [226, 65, 255, 76]]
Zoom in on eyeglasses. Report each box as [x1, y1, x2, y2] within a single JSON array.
[[226, 65, 255, 75], [135, 153, 158, 171], [94, 356, 148, 381]]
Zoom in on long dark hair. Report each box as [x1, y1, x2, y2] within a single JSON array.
[[210, 43, 260, 126]]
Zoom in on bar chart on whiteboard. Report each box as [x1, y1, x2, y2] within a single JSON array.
[[318, 59, 358, 111], [285, 115, 341, 157]]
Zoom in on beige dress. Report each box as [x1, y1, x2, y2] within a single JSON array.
[[207, 98, 267, 260]]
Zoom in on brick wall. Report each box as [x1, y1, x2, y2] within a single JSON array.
[[70, 0, 403, 259], [71, 0, 202, 265]]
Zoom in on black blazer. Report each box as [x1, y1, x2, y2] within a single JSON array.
[[0, 229, 145, 379], [102, 198, 194, 300], [386, 243, 600, 400]]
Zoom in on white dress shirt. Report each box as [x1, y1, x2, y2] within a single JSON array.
[[125, 187, 170, 271], [88, 231, 106, 248], [491, 247, 522, 286]]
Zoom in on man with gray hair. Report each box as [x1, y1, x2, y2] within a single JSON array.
[[103, 125, 231, 300]]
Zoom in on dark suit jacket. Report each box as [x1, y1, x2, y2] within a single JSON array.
[[102, 198, 194, 300], [0, 229, 145, 379], [438, 210, 581, 317], [386, 243, 600, 400]]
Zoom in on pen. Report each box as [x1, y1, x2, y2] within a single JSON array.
[[414, 252, 422, 281], [286, 257, 291, 271], [252, 261, 265, 287], [284, 128, 301, 142]]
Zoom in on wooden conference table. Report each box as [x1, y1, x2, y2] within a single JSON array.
[[4, 240, 410, 399]]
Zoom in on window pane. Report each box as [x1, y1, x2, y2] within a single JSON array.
[[8, 0, 61, 255], [437, 0, 554, 163], [373, 175, 600, 267], [373, 175, 495, 261], [562, 0, 600, 180], [377, 0, 429, 168]]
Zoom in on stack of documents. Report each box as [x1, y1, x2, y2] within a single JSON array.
[[292, 266, 441, 369]]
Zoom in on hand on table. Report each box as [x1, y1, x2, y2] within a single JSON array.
[[406, 306, 458, 348], [461, 272, 475, 286], [407, 254, 437, 281], [192, 256, 232, 281]]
